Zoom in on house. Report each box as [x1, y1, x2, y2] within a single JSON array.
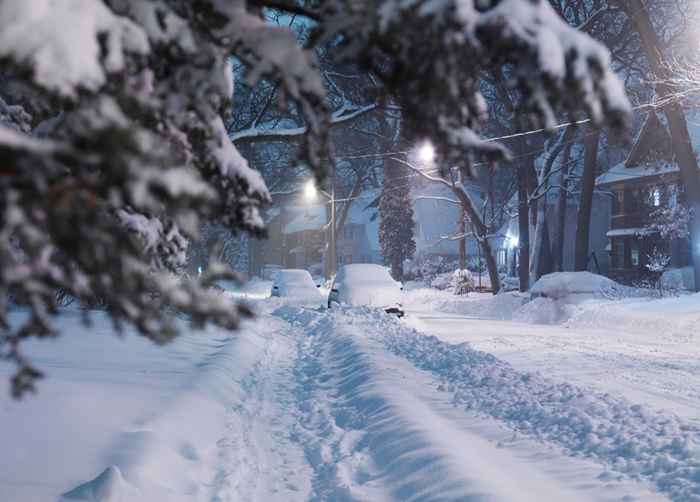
[[595, 111, 698, 284], [412, 183, 486, 263], [248, 203, 326, 277], [337, 193, 383, 266], [495, 193, 612, 278], [248, 191, 382, 277]]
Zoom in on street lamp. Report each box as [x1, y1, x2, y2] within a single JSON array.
[[417, 141, 436, 165], [304, 180, 317, 201], [304, 179, 336, 278]]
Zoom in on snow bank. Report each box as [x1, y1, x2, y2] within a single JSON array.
[[661, 267, 695, 291], [404, 287, 527, 320], [566, 293, 700, 338], [511, 297, 561, 325], [0, 309, 286, 502]]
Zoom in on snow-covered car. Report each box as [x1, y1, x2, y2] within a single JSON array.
[[328, 264, 404, 316], [271, 269, 323, 305]]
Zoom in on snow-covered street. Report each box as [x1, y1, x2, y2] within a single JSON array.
[[4, 292, 700, 501], [408, 288, 700, 423]]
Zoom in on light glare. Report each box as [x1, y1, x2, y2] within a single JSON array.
[[304, 180, 317, 201], [417, 142, 435, 164]]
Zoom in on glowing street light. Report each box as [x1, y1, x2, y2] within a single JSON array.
[[304, 180, 317, 201], [416, 141, 436, 165], [506, 234, 519, 249]]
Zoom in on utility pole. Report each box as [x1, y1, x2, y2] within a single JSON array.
[[329, 160, 337, 277], [458, 209, 466, 270]]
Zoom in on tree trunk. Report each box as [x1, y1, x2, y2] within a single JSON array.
[[539, 217, 553, 276], [532, 127, 574, 279], [451, 180, 501, 294], [458, 209, 466, 270], [518, 163, 530, 291], [666, 104, 700, 291], [554, 142, 574, 271], [574, 127, 600, 271], [530, 194, 548, 281], [617, 0, 700, 291], [391, 255, 404, 281]]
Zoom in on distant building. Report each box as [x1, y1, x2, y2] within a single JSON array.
[[248, 191, 382, 277], [595, 112, 697, 284], [412, 183, 485, 263]]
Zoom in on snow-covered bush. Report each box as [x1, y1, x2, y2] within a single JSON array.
[[645, 248, 672, 297], [452, 269, 474, 295], [430, 272, 453, 290], [0, 0, 629, 395]]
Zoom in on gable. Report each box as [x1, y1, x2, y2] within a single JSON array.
[[625, 112, 674, 169]]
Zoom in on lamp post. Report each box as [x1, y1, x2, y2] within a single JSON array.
[[305, 175, 336, 279]]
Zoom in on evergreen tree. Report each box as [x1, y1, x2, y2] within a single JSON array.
[[0, 0, 630, 395]]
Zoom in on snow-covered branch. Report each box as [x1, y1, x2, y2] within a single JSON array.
[[230, 103, 377, 143]]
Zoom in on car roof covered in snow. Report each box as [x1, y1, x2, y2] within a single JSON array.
[[274, 269, 315, 284], [531, 272, 620, 299], [336, 263, 393, 282]]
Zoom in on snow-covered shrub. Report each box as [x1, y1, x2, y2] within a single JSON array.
[[0, 0, 629, 395], [452, 269, 474, 295], [430, 272, 454, 290], [645, 248, 672, 297]]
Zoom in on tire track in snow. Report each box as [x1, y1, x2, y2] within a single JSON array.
[[273, 305, 652, 502], [363, 309, 700, 502]]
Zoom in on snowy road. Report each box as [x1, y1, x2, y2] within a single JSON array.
[[405, 310, 700, 423], [3, 301, 700, 501]]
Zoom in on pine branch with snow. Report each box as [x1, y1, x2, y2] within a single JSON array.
[[0, 0, 631, 396]]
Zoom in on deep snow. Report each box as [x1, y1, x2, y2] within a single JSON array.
[[3, 287, 700, 501]]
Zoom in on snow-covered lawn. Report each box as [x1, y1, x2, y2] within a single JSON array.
[[2, 289, 700, 501]]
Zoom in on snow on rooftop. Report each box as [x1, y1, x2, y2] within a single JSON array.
[[606, 227, 656, 238], [282, 204, 326, 234], [596, 161, 680, 188]]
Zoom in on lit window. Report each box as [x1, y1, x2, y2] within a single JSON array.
[[652, 187, 661, 207], [631, 249, 640, 267]]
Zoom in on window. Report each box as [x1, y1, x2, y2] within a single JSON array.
[[631, 243, 640, 268], [651, 187, 661, 207]]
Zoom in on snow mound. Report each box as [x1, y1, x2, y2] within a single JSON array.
[[404, 287, 527, 319], [512, 297, 561, 325], [661, 267, 695, 291], [60, 466, 136, 502], [435, 292, 527, 320], [565, 293, 700, 338], [531, 272, 622, 301]]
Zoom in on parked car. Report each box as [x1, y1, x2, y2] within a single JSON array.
[[271, 269, 323, 305], [328, 264, 404, 316]]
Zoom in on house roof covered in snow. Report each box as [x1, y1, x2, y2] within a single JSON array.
[[282, 204, 326, 234], [596, 110, 700, 189]]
